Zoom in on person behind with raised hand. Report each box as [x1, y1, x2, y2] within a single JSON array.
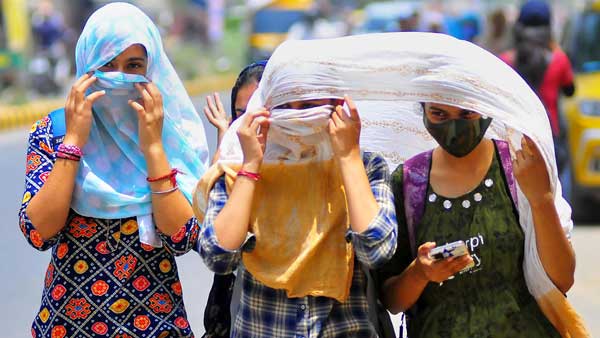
[[19, 3, 208, 337], [193, 39, 397, 337], [200, 60, 266, 338], [203, 61, 266, 157]]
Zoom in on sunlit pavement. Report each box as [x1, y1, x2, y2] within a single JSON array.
[[0, 94, 598, 336]]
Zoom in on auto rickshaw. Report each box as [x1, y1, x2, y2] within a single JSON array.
[[562, 1, 600, 221]]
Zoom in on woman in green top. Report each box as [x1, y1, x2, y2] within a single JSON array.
[[378, 102, 576, 337]]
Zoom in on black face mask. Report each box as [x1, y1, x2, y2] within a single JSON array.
[[424, 115, 493, 158]]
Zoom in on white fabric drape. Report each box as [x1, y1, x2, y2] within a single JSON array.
[[215, 32, 588, 336]]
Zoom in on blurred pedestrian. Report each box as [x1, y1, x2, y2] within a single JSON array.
[[458, 12, 481, 42], [500, 0, 575, 197], [200, 60, 266, 338], [398, 10, 420, 32], [479, 8, 511, 56], [19, 3, 208, 337], [29, 0, 72, 95], [422, 11, 446, 34], [446, 11, 482, 42], [31, 0, 66, 51]]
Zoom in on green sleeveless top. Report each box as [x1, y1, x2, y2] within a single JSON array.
[[380, 146, 560, 338]]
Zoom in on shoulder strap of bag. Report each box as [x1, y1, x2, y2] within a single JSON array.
[[494, 139, 518, 209], [48, 108, 66, 151], [361, 263, 396, 338], [402, 150, 433, 259]]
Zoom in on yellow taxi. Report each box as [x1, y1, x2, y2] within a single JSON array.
[[562, 1, 600, 220], [248, 0, 313, 61]]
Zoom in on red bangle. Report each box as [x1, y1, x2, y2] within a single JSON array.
[[147, 168, 183, 187], [237, 170, 261, 181]]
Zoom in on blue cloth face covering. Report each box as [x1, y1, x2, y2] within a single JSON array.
[[93, 69, 148, 92], [90, 70, 148, 123]]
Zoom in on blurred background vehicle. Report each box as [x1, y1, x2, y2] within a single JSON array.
[[562, 0, 600, 222], [352, 1, 421, 34], [247, 0, 313, 62]]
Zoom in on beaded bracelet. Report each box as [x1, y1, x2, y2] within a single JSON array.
[[237, 170, 261, 181], [58, 143, 83, 158], [56, 151, 81, 161]]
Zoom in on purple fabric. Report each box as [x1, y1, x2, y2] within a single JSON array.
[[403, 150, 432, 258], [494, 139, 519, 207]]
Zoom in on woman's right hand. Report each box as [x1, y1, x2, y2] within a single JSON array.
[[236, 109, 270, 172], [62, 73, 106, 147], [414, 242, 473, 284]]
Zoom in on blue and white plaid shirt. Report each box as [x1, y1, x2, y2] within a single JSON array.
[[198, 152, 397, 338]]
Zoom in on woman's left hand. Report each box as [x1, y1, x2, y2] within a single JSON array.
[[130, 82, 165, 155], [329, 94, 361, 160], [513, 135, 553, 206]]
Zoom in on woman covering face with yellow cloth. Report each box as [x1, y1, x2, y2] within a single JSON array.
[[194, 44, 398, 338]]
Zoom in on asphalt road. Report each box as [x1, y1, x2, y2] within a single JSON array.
[[0, 94, 598, 337]]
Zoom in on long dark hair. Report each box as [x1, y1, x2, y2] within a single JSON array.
[[513, 23, 552, 92], [230, 60, 267, 121]]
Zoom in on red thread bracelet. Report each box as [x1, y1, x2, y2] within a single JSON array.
[[147, 168, 183, 187], [237, 170, 261, 181]]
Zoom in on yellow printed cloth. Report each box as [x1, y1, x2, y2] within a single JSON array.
[[194, 160, 354, 302]]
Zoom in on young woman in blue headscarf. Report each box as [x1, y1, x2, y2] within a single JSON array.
[[19, 3, 208, 337]]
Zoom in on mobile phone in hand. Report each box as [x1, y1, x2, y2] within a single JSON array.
[[429, 240, 474, 273]]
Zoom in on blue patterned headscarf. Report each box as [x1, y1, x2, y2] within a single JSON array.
[[71, 3, 208, 238]]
